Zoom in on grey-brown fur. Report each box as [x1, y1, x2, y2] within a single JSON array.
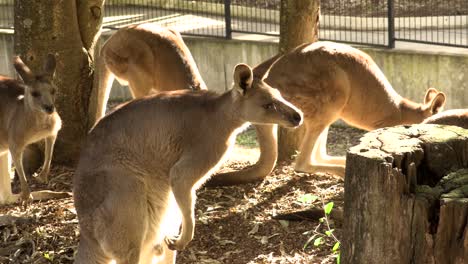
[[0, 55, 66, 204], [423, 109, 468, 129], [73, 64, 303, 264], [211, 41, 447, 185], [90, 24, 207, 125]]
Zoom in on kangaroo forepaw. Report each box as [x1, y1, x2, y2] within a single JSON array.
[[34, 169, 49, 184], [153, 244, 164, 256], [164, 235, 189, 251], [18, 190, 33, 208]]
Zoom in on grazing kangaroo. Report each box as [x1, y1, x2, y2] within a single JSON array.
[[91, 24, 207, 123], [73, 64, 302, 264], [210, 41, 446, 185], [0, 55, 69, 204], [423, 109, 468, 129]]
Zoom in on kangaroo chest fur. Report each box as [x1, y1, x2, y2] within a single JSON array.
[[27, 114, 61, 144], [0, 105, 61, 151], [0, 81, 61, 151]]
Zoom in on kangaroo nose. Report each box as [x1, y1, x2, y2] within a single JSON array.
[[291, 112, 302, 126], [43, 105, 54, 114]]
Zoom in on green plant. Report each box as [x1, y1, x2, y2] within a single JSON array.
[[43, 252, 54, 261], [300, 194, 341, 264], [235, 128, 258, 148]]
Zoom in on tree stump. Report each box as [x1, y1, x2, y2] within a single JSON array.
[[343, 124, 468, 264]]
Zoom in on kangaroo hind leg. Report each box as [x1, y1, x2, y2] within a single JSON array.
[[313, 126, 346, 166], [295, 119, 345, 178], [95, 170, 149, 264], [127, 70, 154, 99], [74, 235, 111, 264]]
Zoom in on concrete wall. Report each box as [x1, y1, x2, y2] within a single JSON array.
[[0, 34, 14, 76], [362, 48, 468, 110], [0, 33, 467, 109], [79, 34, 278, 99], [184, 37, 278, 92]]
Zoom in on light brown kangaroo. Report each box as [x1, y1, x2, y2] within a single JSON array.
[[423, 109, 468, 129], [91, 24, 207, 124], [0, 55, 70, 204], [73, 64, 303, 264], [210, 41, 446, 185]]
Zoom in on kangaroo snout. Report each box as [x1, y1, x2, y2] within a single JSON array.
[[285, 108, 303, 128], [279, 102, 303, 128], [43, 105, 55, 114], [290, 111, 303, 127]]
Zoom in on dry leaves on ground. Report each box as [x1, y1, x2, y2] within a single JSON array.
[[0, 125, 365, 264]]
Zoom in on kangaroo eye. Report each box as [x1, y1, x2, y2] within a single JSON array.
[[263, 103, 275, 110], [31, 91, 41, 98], [51, 89, 56, 96]]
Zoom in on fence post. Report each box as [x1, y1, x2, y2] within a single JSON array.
[[224, 0, 232, 39], [387, 0, 395, 48]]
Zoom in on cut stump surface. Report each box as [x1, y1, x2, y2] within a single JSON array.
[[343, 124, 468, 264]]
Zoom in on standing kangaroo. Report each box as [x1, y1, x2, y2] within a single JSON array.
[[0, 55, 68, 204], [73, 64, 303, 264], [423, 109, 468, 129], [91, 24, 207, 123], [210, 41, 446, 185]]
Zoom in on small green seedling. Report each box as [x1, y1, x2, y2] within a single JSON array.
[[300, 196, 341, 264]]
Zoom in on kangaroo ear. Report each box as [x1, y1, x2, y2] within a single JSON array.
[[428, 92, 446, 114], [13, 56, 34, 84], [233, 63, 253, 95], [43, 53, 56, 79], [424, 88, 440, 104]]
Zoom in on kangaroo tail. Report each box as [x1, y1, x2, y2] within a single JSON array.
[[88, 51, 115, 128]]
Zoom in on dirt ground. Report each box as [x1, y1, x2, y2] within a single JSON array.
[[0, 125, 365, 264]]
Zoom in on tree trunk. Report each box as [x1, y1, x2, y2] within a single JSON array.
[[14, 0, 105, 165], [343, 124, 468, 264], [278, 0, 319, 161]]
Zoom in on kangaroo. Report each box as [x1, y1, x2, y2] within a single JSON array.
[[0, 55, 70, 204], [73, 64, 303, 264], [423, 109, 468, 129], [91, 24, 207, 124], [209, 41, 446, 185]]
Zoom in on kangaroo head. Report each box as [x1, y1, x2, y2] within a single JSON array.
[[232, 63, 303, 128], [13, 54, 58, 115], [422, 87, 446, 118]]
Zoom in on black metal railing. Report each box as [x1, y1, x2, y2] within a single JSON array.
[[103, 0, 228, 38], [320, 0, 392, 47], [229, 0, 280, 37], [0, 0, 467, 49], [394, 0, 468, 48]]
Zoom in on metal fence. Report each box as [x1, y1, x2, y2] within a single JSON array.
[[320, 1, 392, 47], [104, 0, 228, 38], [394, 0, 468, 48], [0, 0, 467, 49]]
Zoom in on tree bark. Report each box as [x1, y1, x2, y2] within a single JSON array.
[[278, 0, 319, 161], [343, 124, 468, 264], [14, 0, 105, 165]]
